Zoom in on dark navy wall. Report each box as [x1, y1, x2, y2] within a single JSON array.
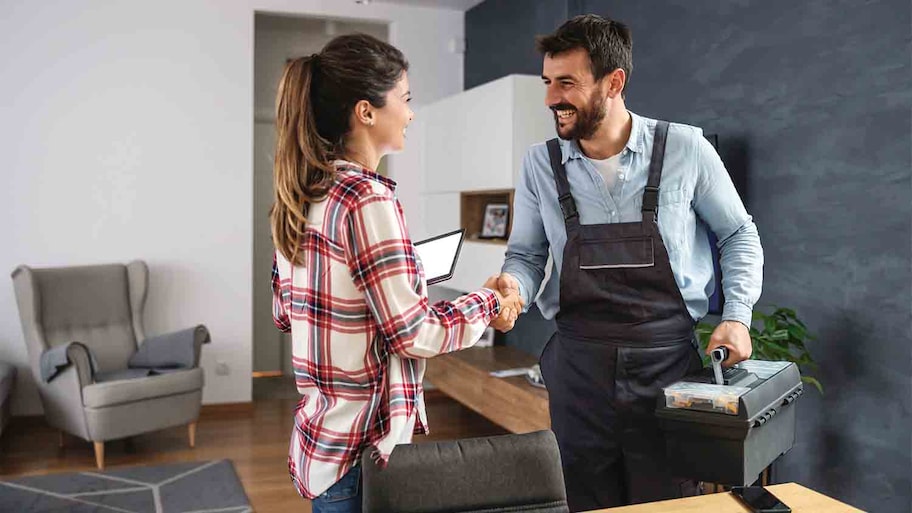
[[465, 1, 912, 512], [465, 0, 568, 90]]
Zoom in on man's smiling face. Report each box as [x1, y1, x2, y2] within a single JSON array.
[[542, 47, 608, 141]]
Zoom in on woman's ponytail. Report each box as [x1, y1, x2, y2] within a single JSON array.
[[270, 55, 335, 266]]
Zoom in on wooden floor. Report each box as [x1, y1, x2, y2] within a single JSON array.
[[0, 378, 508, 512]]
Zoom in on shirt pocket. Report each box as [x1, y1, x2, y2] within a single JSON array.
[[579, 237, 655, 270], [656, 187, 690, 258]]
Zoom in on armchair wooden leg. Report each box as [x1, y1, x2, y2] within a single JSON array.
[[58, 431, 65, 449], [188, 422, 197, 448], [94, 442, 104, 470]]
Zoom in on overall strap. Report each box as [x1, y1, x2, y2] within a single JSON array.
[[547, 138, 580, 231], [641, 120, 670, 223]]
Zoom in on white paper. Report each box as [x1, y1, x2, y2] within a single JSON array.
[[489, 367, 534, 378]]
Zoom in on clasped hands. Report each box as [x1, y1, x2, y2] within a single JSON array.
[[484, 273, 524, 332]]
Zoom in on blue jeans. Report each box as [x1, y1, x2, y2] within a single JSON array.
[[311, 465, 362, 513]]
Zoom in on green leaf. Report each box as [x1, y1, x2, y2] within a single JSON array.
[[761, 344, 793, 360], [787, 324, 806, 340], [801, 376, 824, 394], [780, 307, 797, 318]]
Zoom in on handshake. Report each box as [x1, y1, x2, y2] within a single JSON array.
[[483, 273, 525, 333]]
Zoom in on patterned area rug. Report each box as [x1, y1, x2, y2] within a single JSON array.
[[0, 459, 251, 512]]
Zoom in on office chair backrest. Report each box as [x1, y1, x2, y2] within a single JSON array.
[[361, 430, 568, 513]]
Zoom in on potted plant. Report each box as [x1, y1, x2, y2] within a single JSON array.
[[696, 306, 823, 393]]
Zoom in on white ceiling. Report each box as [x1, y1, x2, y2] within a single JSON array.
[[362, 0, 486, 12]]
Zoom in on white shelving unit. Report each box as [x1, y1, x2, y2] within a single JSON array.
[[417, 74, 555, 293]]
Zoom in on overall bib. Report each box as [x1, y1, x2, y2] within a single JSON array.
[[540, 122, 702, 511]]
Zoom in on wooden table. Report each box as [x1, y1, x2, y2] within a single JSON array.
[[425, 346, 549, 433], [588, 483, 864, 512]]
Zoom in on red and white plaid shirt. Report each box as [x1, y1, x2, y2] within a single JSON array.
[[272, 161, 500, 499]]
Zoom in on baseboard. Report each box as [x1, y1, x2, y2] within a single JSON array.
[[251, 371, 284, 378]]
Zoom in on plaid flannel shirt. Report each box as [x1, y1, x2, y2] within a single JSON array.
[[272, 161, 500, 499]]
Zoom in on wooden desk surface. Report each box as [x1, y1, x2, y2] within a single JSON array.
[[425, 346, 549, 433], [588, 483, 864, 513]]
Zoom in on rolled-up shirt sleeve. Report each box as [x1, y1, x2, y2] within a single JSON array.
[[693, 135, 764, 327], [502, 150, 550, 310]]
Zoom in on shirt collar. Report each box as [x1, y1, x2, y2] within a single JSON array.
[[559, 110, 645, 164], [334, 159, 398, 191]]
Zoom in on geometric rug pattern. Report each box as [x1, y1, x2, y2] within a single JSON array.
[[0, 459, 252, 512]]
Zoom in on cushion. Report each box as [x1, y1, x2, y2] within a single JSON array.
[[83, 367, 203, 408]]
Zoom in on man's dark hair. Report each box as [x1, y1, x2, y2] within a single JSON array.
[[536, 14, 633, 93]]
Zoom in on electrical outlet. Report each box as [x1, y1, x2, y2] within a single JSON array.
[[215, 361, 230, 376]]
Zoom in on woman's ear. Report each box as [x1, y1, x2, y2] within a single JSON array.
[[354, 99, 375, 127]]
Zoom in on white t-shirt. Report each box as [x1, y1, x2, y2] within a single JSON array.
[[587, 153, 623, 190]]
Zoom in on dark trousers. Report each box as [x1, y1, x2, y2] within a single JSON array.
[[542, 333, 702, 511]]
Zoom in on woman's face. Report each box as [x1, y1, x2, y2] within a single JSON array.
[[373, 72, 414, 154]]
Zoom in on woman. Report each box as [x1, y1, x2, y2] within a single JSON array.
[[269, 34, 522, 513]]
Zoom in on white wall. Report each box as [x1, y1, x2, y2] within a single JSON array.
[[0, 0, 464, 414]]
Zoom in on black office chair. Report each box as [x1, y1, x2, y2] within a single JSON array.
[[361, 430, 569, 513]]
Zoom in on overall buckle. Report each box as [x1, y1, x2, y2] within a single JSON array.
[[558, 193, 579, 220]]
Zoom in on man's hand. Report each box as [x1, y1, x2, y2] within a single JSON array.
[[705, 320, 752, 366], [483, 274, 524, 332], [497, 273, 521, 299]]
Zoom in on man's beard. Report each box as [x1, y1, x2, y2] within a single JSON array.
[[553, 93, 606, 141]]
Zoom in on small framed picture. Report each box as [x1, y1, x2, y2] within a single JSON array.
[[480, 203, 509, 239]]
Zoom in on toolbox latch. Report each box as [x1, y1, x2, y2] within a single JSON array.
[[753, 407, 778, 428], [781, 388, 804, 406]]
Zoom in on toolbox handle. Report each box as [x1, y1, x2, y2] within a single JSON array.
[[710, 347, 729, 385]]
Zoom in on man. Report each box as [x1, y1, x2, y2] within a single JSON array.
[[492, 14, 764, 511]]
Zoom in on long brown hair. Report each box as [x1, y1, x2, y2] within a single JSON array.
[[270, 34, 409, 265]]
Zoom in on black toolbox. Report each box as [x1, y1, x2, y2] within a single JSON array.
[[656, 360, 803, 486]]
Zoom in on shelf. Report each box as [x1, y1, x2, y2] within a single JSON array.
[[460, 189, 514, 242], [465, 236, 507, 246]]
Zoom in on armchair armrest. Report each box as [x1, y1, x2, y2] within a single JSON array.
[[39, 342, 96, 388], [39, 343, 96, 441], [191, 324, 210, 368], [131, 325, 210, 370], [65, 343, 96, 387]]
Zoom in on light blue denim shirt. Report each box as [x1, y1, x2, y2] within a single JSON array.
[[502, 111, 763, 328]]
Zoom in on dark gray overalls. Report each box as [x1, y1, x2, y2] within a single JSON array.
[[540, 122, 703, 511]]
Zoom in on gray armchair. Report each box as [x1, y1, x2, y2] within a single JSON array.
[[361, 430, 569, 513], [11, 261, 209, 469]]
